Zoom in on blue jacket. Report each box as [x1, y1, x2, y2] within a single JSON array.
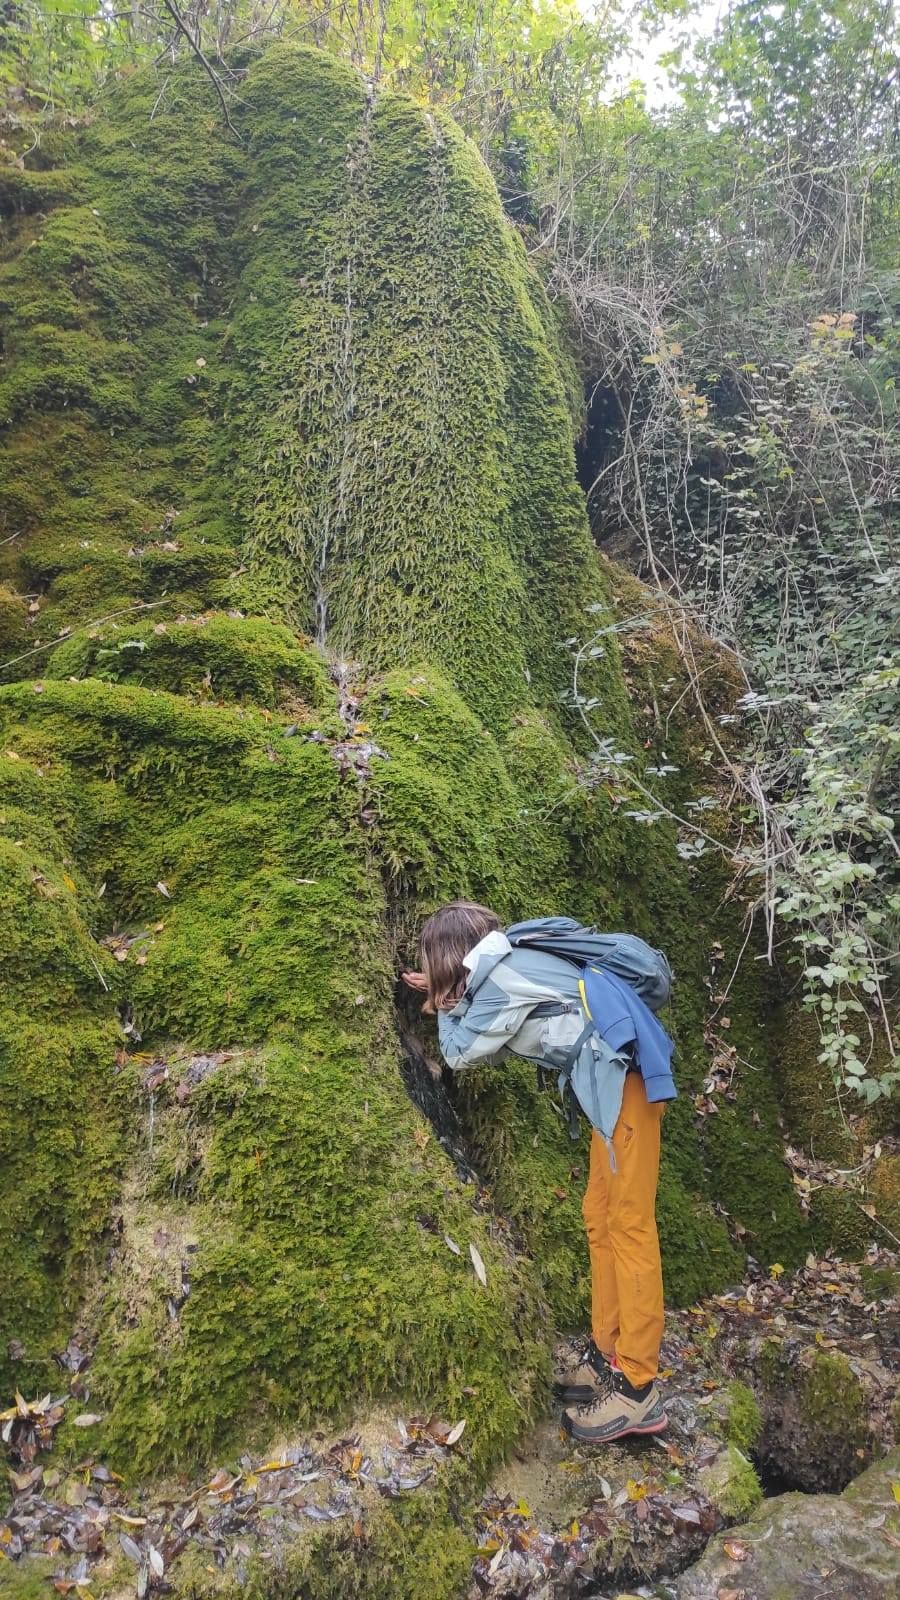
[[581, 965, 676, 1105]]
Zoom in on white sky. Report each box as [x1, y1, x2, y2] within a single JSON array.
[[603, 0, 726, 106]]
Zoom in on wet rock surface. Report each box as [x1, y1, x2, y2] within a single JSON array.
[[673, 1448, 900, 1600]]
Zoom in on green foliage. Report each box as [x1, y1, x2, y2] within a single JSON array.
[[773, 661, 900, 1103], [534, 0, 900, 1107]]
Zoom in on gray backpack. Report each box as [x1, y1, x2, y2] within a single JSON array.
[[505, 917, 672, 1011]]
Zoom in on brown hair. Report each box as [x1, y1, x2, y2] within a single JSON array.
[[419, 901, 501, 1013]]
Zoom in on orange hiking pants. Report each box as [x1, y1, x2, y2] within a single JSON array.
[[581, 1072, 664, 1388]]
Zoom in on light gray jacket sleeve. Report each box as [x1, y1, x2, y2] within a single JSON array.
[[436, 977, 533, 1069]]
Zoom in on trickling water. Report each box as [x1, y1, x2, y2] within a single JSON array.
[[394, 979, 480, 1182]]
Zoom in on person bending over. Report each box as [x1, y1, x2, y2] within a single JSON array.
[[404, 900, 676, 1444]]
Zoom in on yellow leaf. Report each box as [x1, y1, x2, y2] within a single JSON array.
[[62, 872, 76, 893], [891, 1481, 900, 1503], [641, 353, 663, 365], [626, 1479, 647, 1501], [569, 1519, 579, 1536], [769, 1262, 784, 1279], [515, 1500, 531, 1518]]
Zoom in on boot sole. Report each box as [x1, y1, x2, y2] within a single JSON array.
[[563, 1411, 668, 1444]]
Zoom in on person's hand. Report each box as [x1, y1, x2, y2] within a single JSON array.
[[402, 970, 428, 992]]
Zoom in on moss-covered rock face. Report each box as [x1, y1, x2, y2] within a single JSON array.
[[1, 41, 806, 1493], [754, 1340, 874, 1493]]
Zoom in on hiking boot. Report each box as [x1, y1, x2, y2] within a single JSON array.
[[552, 1339, 613, 1405], [563, 1367, 667, 1443]]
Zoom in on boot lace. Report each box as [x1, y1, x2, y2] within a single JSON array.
[[578, 1366, 615, 1415]]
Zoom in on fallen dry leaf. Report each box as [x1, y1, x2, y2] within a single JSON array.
[[469, 1243, 487, 1285], [723, 1538, 749, 1561]]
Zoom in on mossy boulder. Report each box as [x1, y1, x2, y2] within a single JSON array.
[[0, 39, 807, 1531], [676, 1447, 900, 1600], [696, 1441, 762, 1521], [754, 1340, 874, 1492]]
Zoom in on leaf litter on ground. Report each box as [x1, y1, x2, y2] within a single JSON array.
[[0, 1387, 474, 1594], [2, 1247, 896, 1598]]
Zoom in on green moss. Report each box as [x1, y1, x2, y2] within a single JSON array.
[[859, 1262, 900, 1300], [0, 64, 245, 661], [45, 615, 335, 715], [655, 1167, 743, 1305], [869, 1152, 900, 1238], [809, 1184, 874, 1256], [799, 1350, 869, 1443], [0, 1556, 57, 1599], [0, 43, 811, 1514], [0, 739, 126, 1391], [0, 585, 28, 654], [0, 677, 549, 1477], [722, 1380, 763, 1454], [698, 1442, 763, 1521], [163, 1488, 473, 1600], [758, 1340, 870, 1461], [757, 1335, 782, 1388], [774, 1005, 855, 1161], [224, 47, 622, 733]]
